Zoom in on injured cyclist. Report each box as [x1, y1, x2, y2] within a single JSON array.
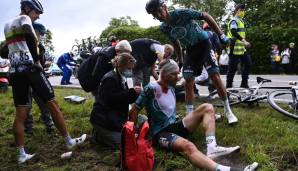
[[128, 59, 258, 171]]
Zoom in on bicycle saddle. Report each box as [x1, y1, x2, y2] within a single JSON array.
[[256, 77, 272, 84]]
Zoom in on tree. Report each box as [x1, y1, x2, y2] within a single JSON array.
[[42, 29, 55, 61], [233, 0, 298, 73], [172, 0, 298, 73], [100, 16, 140, 40], [171, 0, 230, 24]]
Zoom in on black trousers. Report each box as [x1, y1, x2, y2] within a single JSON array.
[[226, 53, 252, 88]]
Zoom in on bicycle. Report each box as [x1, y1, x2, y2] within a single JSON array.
[[267, 81, 298, 120], [206, 77, 272, 107]]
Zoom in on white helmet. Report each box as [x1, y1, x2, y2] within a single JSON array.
[[21, 0, 44, 14]]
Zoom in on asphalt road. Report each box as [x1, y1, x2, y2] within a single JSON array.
[[48, 74, 298, 95]]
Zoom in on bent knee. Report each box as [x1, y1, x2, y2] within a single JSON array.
[[195, 103, 214, 114]]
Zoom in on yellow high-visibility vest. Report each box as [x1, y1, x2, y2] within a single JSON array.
[[227, 17, 246, 55]]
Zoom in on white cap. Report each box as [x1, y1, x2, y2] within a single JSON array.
[[115, 40, 132, 53]]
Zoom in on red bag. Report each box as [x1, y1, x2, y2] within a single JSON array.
[[121, 121, 154, 171]]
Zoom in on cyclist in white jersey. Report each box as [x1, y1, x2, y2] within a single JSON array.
[[4, 0, 86, 164]]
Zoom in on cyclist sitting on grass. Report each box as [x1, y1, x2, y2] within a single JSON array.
[[145, 0, 238, 124], [129, 59, 258, 171]]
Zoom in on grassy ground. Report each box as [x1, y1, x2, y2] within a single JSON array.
[[0, 88, 297, 171]]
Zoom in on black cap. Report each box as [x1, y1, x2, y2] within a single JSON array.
[[235, 4, 245, 12]]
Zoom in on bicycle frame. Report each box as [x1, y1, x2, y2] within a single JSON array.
[[290, 84, 298, 109]]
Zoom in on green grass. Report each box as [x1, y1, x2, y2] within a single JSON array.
[[0, 88, 297, 171]]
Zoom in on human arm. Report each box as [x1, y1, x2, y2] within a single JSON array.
[[100, 77, 139, 107], [0, 42, 9, 59], [128, 104, 140, 124], [172, 40, 183, 67], [201, 12, 230, 45], [151, 64, 159, 80]]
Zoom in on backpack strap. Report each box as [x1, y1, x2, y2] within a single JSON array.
[[121, 121, 137, 170], [138, 121, 149, 140]]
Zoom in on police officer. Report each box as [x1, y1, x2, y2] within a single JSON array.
[[226, 4, 252, 88]]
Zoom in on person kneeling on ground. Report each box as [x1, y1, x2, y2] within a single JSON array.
[[129, 59, 258, 171], [90, 53, 142, 149]]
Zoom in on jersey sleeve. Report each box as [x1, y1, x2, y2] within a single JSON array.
[[135, 84, 155, 110], [19, 15, 36, 35], [19, 15, 32, 26]]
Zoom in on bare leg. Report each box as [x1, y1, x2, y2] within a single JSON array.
[[46, 99, 68, 136], [183, 103, 215, 134], [13, 106, 30, 147], [184, 77, 195, 114], [209, 73, 227, 99], [172, 137, 217, 170], [209, 73, 238, 124]]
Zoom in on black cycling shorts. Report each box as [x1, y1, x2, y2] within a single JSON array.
[[182, 39, 219, 79], [10, 71, 55, 106], [153, 121, 190, 151]]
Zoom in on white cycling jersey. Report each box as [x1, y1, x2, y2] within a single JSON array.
[[4, 15, 37, 73]]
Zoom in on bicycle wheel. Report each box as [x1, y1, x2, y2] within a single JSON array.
[[207, 88, 252, 107], [268, 90, 298, 120]]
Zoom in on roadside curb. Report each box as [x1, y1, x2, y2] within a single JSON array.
[[52, 84, 82, 89]]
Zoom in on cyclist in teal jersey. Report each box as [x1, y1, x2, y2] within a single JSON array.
[[129, 59, 258, 171], [145, 0, 238, 124]]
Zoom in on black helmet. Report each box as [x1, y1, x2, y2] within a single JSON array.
[[145, 0, 165, 14], [32, 22, 46, 35], [235, 4, 245, 12], [21, 0, 44, 14]]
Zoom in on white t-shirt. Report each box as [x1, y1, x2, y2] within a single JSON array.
[[281, 49, 290, 64], [151, 82, 176, 117], [4, 15, 37, 73], [195, 67, 209, 83], [150, 43, 164, 61]]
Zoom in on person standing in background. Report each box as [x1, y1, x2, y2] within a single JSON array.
[[226, 4, 251, 88]]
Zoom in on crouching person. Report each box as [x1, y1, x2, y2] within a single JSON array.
[[90, 53, 142, 149], [129, 59, 258, 171]]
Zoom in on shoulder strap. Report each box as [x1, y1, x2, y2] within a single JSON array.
[[138, 121, 149, 140]]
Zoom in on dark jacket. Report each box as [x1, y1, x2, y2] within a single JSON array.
[[90, 69, 138, 132], [130, 38, 160, 70]]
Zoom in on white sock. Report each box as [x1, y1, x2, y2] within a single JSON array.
[[186, 104, 194, 115], [206, 134, 217, 151], [19, 146, 26, 156], [64, 134, 72, 145], [215, 164, 231, 171], [223, 98, 232, 114]]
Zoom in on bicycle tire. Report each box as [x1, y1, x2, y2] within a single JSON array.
[[207, 87, 252, 107], [268, 90, 298, 120]]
